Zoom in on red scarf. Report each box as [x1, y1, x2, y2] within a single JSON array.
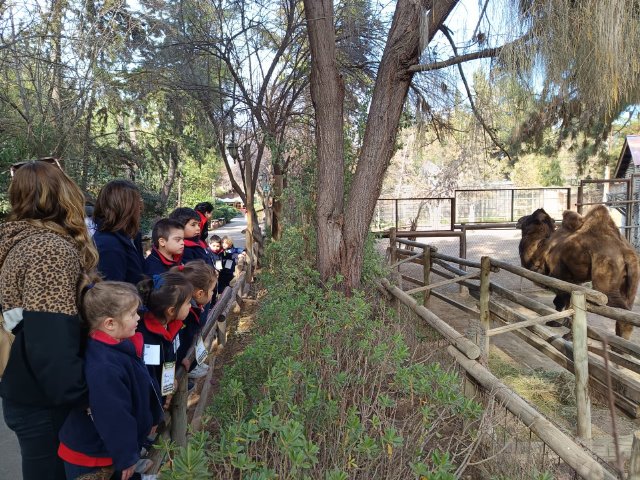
[[90, 330, 144, 358], [184, 238, 209, 250], [142, 312, 183, 341], [152, 246, 182, 266]]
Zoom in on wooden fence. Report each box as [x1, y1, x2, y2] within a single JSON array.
[[384, 229, 640, 479], [147, 271, 248, 473]]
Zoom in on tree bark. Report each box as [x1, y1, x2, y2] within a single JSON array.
[[303, 0, 346, 283], [341, 0, 458, 290]]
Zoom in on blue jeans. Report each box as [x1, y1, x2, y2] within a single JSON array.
[[2, 397, 70, 480]]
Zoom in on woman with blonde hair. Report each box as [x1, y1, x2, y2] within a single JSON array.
[[93, 179, 145, 284], [0, 159, 98, 480]]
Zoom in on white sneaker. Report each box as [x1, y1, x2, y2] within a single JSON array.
[[188, 364, 209, 379]]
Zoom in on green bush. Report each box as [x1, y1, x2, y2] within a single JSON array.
[[161, 226, 482, 479], [212, 200, 240, 223]]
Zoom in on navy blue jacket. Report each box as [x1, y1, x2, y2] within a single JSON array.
[[58, 332, 163, 470], [93, 226, 145, 285], [215, 247, 244, 293], [176, 302, 204, 366], [144, 248, 183, 276], [182, 236, 215, 268], [136, 313, 183, 396]]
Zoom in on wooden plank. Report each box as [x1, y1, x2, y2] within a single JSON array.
[[448, 346, 616, 480], [170, 375, 188, 448], [405, 272, 479, 295], [389, 251, 423, 268], [431, 251, 483, 269], [572, 291, 592, 440], [586, 326, 640, 358], [587, 340, 640, 375], [423, 246, 431, 305], [489, 258, 608, 306], [479, 257, 491, 363], [588, 303, 640, 328], [430, 290, 480, 316], [487, 309, 573, 337], [381, 279, 481, 360], [630, 431, 640, 480]]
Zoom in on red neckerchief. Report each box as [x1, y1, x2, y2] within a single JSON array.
[[152, 246, 182, 267], [142, 312, 183, 341], [189, 306, 203, 325], [90, 330, 144, 358], [196, 211, 208, 232], [184, 237, 208, 249]]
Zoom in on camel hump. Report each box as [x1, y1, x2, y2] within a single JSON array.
[[561, 210, 584, 231], [581, 205, 618, 232]]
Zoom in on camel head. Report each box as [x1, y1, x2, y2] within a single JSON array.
[[516, 208, 556, 238]]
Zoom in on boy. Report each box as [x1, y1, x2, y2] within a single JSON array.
[[144, 218, 185, 276], [169, 207, 215, 267], [194, 202, 214, 241], [212, 236, 246, 294]]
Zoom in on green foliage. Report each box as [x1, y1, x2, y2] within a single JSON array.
[[160, 225, 482, 478], [211, 200, 240, 223]]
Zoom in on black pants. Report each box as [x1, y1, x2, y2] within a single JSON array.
[[2, 397, 70, 480]]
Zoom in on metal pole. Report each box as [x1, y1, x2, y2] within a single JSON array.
[[395, 199, 399, 231]]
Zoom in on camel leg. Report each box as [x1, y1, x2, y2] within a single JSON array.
[[616, 321, 633, 340], [553, 293, 570, 312]]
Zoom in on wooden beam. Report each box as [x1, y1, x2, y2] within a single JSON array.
[[448, 346, 616, 480], [405, 272, 479, 294], [430, 290, 480, 316], [588, 303, 640, 328], [489, 258, 608, 305], [380, 279, 481, 360], [389, 251, 423, 268], [432, 251, 483, 269], [479, 256, 491, 363], [571, 291, 592, 440], [487, 309, 573, 337]]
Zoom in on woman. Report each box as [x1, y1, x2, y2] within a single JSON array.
[[0, 160, 98, 480], [93, 180, 145, 284]]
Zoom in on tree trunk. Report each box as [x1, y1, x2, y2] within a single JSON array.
[[303, 0, 346, 282], [271, 173, 284, 240], [305, 0, 459, 292]]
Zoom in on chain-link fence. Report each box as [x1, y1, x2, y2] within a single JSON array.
[[372, 198, 454, 232]]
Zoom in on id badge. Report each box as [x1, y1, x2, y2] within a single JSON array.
[[215, 260, 223, 270], [224, 259, 234, 269], [195, 335, 208, 365], [173, 335, 180, 353], [144, 344, 161, 365], [161, 362, 176, 396]]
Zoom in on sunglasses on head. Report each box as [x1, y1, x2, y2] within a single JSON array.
[[10, 157, 62, 177]]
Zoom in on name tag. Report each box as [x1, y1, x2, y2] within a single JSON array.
[[161, 362, 176, 396], [224, 260, 234, 269], [173, 335, 180, 353], [215, 260, 222, 270], [195, 335, 208, 365], [144, 344, 160, 366]]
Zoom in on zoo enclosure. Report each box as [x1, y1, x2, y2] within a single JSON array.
[[372, 187, 571, 232], [385, 232, 640, 479]]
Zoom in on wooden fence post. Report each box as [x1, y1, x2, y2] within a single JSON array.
[[423, 246, 431, 306], [571, 290, 592, 441], [170, 374, 189, 448], [479, 256, 491, 364], [630, 431, 640, 480]]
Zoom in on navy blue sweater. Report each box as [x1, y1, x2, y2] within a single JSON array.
[[58, 332, 163, 470], [182, 236, 215, 267], [93, 227, 145, 285], [144, 248, 183, 276], [136, 313, 183, 397]]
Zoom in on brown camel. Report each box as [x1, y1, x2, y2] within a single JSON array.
[[516, 206, 640, 339]]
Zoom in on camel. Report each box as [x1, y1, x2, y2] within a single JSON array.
[[516, 206, 640, 339]]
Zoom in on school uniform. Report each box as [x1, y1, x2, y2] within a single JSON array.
[[58, 331, 163, 473], [182, 236, 215, 267], [93, 224, 145, 285], [144, 247, 183, 276], [216, 247, 244, 293], [136, 312, 183, 399], [176, 302, 204, 367]]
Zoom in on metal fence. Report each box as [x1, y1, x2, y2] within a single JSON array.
[[373, 188, 571, 232]]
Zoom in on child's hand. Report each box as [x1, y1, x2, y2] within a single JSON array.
[[181, 358, 191, 371], [150, 425, 158, 435], [121, 464, 136, 480], [163, 394, 173, 410]]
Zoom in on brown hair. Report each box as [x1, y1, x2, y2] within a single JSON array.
[[94, 180, 142, 238], [81, 281, 140, 331], [8, 161, 99, 273], [170, 260, 217, 291], [137, 272, 193, 322]]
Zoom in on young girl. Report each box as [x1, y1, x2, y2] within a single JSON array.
[[170, 261, 217, 380], [58, 282, 163, 480], [213, 236, 246, 294], [136, 272, 193, 407]]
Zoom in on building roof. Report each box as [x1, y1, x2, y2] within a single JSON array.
[[614, 135, 640, 178]]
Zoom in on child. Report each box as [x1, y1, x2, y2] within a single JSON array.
[[144, 219, 185, 275], [58, 282, 163, 480], [136, 272, 193, 407], [216, 236, 246, 294], [194, 202, 214, 241], [169, 207, 215, 267], [170, 261, 217, 380]]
